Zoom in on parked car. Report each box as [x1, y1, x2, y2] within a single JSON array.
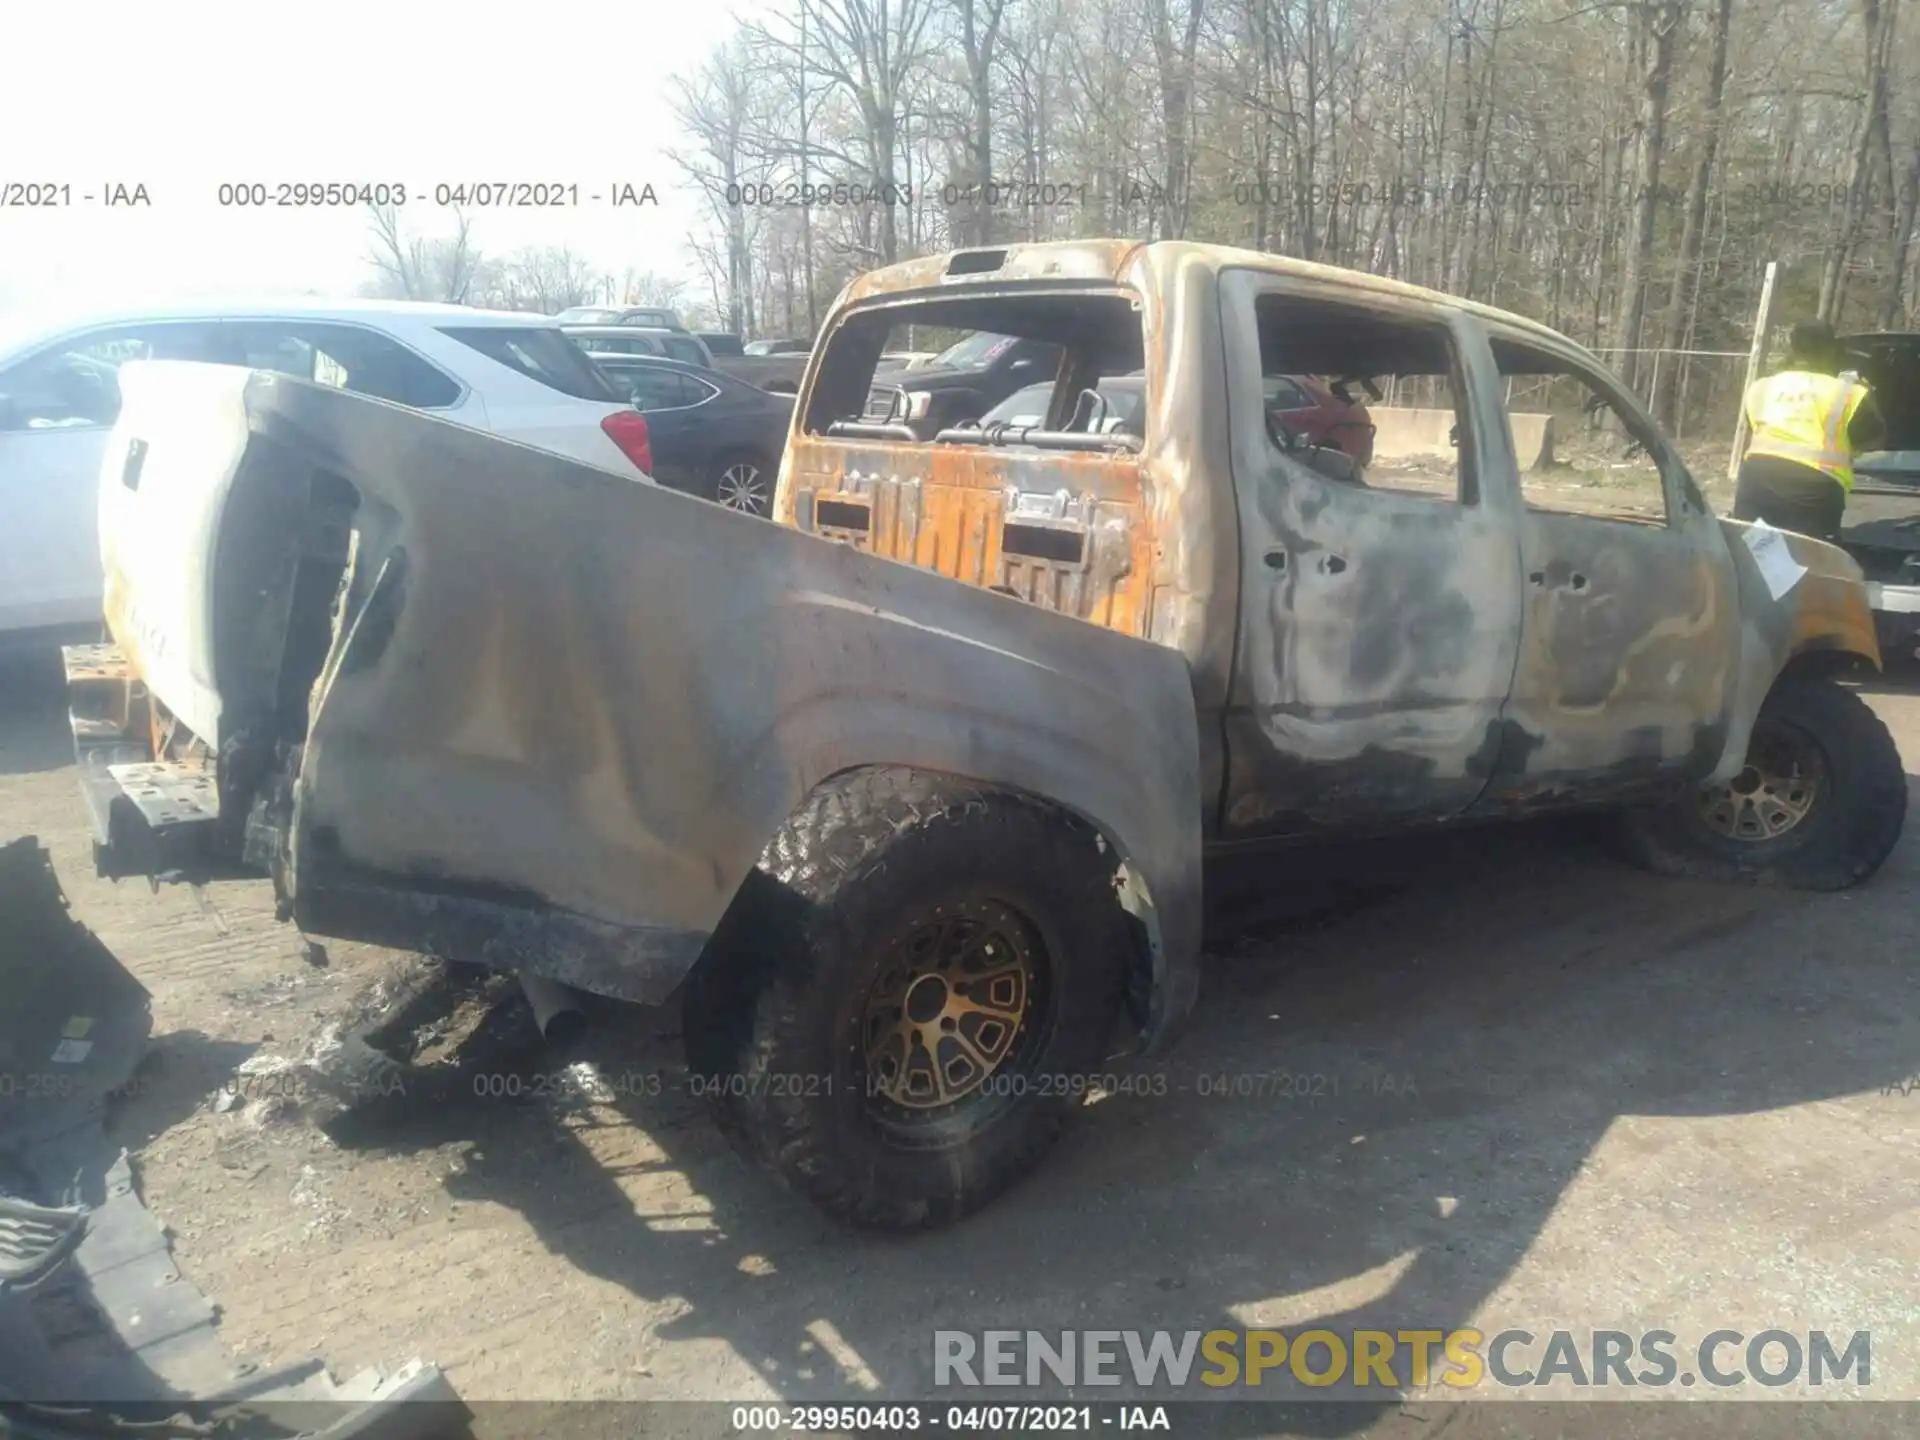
[[64, 240, 1905, 1235], [562, 324, 807, 396], [977, 372, 1375, 474], [585, 352, 791, 514], [553, 304, 685, 329], [1814, 332, 1920, 662], [864, 331, 1064, 427], [875, 350, 940, 373], [744, 338, 811, 356], [698, 332, 747, 358], [563, 323, 714, 368], [0, 300, 653, 643]]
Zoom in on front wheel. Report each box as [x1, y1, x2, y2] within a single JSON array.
[[1620, 674, 1907, 890], [682, 769, 1130, 1230]]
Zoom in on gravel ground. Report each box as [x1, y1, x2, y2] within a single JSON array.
[[2, 644, 1917, 1433]]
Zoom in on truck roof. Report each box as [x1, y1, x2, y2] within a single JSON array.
[[837, 238, 1591, 363]]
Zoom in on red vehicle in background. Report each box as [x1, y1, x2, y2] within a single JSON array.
[[978, 371, 1376, 480], [1264, 373, 1378, 469]]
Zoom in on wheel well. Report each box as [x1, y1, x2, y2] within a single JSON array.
[[1778, 645, 1878, 685], [710, 446, 770, 475], [682, 765, 1162, 1046]]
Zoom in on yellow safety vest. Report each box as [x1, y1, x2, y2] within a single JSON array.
[[1743, 369, 1870, 491]]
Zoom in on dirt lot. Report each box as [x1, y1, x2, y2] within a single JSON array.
[[3, 644, 1918, 1424]]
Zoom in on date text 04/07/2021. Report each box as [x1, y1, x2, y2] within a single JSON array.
[[728, 1403, 1171, 1431]]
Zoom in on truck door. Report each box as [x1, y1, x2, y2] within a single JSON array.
[[1216, 271, 1527, 838], [1476, 330, 1739, 808]]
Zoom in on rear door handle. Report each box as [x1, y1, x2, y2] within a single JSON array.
[[1528, 569, 1589, 592]]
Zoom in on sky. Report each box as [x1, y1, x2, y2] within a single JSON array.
[[0, 0, 772, 321]]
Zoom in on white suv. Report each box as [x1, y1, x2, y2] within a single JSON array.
[[0, 299, 654, 641]]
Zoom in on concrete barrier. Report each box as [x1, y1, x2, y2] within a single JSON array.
[[1367, 405, 1557, 472]]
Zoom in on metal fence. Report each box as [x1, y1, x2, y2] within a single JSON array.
[[1585, 347, 1751, 444]]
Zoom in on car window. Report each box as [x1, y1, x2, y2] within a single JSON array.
[[1492, 339, 1672, 526], [441, 326, 623, 403], [979, 383, 1054, 427], [0, 323, 227, 431], [576, 335, 651, 356], [978, 380, 1143, 435], [226, 322, 462, 409], [624, 368, 690, 410], [932, 331, 1018, 368], [702, 334, 746, 358], [662, 337, 708, 366], [623, 369, 716, 410]]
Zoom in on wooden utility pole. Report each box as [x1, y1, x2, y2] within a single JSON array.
[[1728, 261, 1780, 483]]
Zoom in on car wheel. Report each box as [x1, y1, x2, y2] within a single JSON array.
[[682, 767, 1130, 1230], [1620, 673, 1907, 890], [711, 452, 772, 515]]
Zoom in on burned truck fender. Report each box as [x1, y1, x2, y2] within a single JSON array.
[[111, 373, 1207, 1050], [1709, 519, 1882, 786]]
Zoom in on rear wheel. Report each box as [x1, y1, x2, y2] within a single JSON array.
[[710, 451, 772, 515], [683, 768, 1130, 1230], [1620, 674, 1906, 890]]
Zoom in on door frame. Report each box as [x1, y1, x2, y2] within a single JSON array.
[[1213, 268, 1529, 839], [1471, 320, 1740, 809]]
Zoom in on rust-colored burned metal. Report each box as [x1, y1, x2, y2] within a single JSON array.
[[780, 239, 1888, 840], [786, 440, 1156, 638]]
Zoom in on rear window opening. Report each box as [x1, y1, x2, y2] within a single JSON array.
[[804, 291, 1146, 453]]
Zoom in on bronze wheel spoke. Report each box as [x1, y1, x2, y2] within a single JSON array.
[[860, 900, 1043, 1114], [1697, 721, 1825, 843]]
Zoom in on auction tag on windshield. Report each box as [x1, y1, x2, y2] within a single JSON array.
[[1743, 518, 1809, 600]]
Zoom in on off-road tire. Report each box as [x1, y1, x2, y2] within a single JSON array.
[[682, 767, 1130, 1230], [1620, 674, 1906, 890]]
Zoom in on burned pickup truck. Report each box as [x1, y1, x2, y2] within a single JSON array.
[[68, 240, 1905, 1230]]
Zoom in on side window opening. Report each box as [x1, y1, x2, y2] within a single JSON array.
[[227, 322, 462, 409], [803, 291, 1146, 452], [0, 324, 228, 431], [1492, 338, 1673, 526], [1251, 293, 1466, 502], [441, 326, 623, 404]]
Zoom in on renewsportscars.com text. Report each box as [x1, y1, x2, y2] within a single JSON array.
[[934, 1328, 1870, 1391]]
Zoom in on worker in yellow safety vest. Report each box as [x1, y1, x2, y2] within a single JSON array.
[[1733, 320, 1885, 540]]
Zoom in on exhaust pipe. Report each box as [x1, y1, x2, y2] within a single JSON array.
[[519, 974, 588, 1045]]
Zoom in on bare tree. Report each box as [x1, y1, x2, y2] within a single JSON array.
[[1654, 0, 1732, 429], [1609, 0, 1684, 398], [671, 34, 766, 335], [950, 0, 1012, 243], [653, 0, 1916, 435], [470, 247, 606, 313], [791, 0, 937, 262], [362, 205, 480, 303]]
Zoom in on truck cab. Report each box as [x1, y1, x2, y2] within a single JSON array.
[[778, 240, 1884, 841]]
